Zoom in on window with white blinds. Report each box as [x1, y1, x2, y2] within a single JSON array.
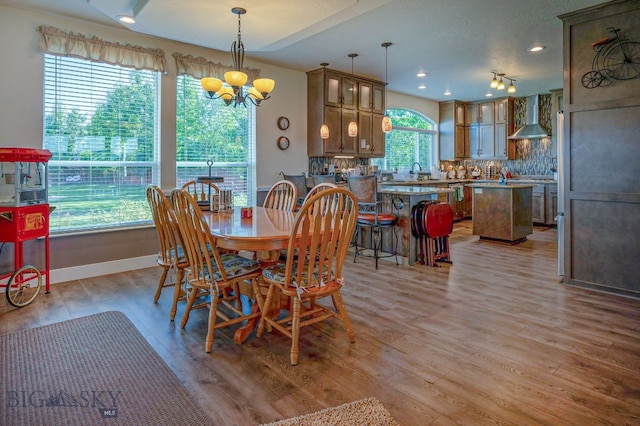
[[371, 109, 436, 173], [43, 54, 160, 233], [176, 75, 256, 206]]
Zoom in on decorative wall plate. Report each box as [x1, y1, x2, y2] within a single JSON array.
[[277, 136, 290, 150], [277, 116, 290, 130]]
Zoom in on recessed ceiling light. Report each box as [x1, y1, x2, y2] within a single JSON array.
[[117, 15, 136, 24], [418, 84, 426, 89], [416, 72, 426, 77], [444, 90, 451, 96], [485, 92, 494, 97], [528, 45, 546, 52]]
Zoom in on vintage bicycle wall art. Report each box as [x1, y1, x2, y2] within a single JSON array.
[[581, 27, 640, 89]]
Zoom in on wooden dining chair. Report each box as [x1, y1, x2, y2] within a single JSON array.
[[257, 187, 358, 365], [303, 182, 337, 204], [263, 180, 298, 212], [181, 180, 220, 209], [145, 185, 190, 321], [170, 188, 263, 352]]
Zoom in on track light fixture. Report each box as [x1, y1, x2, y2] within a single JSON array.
[[489, 72, 516, 93]]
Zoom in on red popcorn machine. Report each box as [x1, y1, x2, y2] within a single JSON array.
[[0, 147, 53, 307]]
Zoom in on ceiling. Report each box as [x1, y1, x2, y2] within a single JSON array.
[[1, 0, 606, 102]]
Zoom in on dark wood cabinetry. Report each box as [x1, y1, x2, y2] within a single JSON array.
[[307, 67, 386, 157], [441, 98, 514, 160], [532, 185, 545, 224], [560, 0, 640, 296], [439, 101, 468, 160]]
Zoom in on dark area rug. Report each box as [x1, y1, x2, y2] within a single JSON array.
[[0, 311, 213, 425]]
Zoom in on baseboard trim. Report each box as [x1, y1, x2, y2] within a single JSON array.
[[50, 255, 157, 284]]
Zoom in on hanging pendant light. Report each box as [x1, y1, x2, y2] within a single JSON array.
[[496, 73, 506, 90], [347, 53, 358, 138], [507, 78, 517, 94], [319, 63, 330, 140], [200, 7, 275, 107], [381, 42, 393, 133]]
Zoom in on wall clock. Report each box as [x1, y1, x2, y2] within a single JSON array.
[[277, 116, 290, 130], [277, 136, 290, 150]]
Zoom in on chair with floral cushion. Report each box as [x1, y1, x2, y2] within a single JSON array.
[[146, 185, 190, 321], [170, 188, 263, 352], [257, 187, 358, 365]]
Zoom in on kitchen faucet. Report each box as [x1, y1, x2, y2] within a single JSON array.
[[411, 162, 422, 173]]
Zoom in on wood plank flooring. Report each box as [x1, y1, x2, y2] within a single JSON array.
[[2, 221, 639, 425]]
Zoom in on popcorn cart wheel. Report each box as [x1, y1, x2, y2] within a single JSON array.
[[4, 263, 42, 307]]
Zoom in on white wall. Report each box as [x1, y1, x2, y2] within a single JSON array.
[[388, 91, 439, 122]]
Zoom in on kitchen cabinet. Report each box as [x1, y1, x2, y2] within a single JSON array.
[[307, 67, 386, 157], [469, 122, 494, 158], [439, 100, 468, 160], [532, 184, 545, 223], [546, 185, 558, 225], [447, 183, 472, 221], [531, 182, 558, 225], [467, 98, 514, 159], [324, 71, 356, 109], [359, 81, 386, 114], [356, 111, 385, 156], [469, 183, 534, 243]]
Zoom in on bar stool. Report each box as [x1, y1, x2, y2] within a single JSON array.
[[347, 175, 399, 269]]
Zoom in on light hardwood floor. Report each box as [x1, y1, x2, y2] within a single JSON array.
[[1, 221, 639, 425]]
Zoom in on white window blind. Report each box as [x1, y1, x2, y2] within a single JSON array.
[[43, 54, 160, 233], [176, 75, 256, 206]]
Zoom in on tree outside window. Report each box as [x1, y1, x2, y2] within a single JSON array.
[[176, 76, 256, 207], [44, 55, 159, 232], [371, 108, 437, 173]]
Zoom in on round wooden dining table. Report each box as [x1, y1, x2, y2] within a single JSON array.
[[203, 206, 296, 343]]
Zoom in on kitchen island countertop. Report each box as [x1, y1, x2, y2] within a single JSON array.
[[378, 185, 454, 195]]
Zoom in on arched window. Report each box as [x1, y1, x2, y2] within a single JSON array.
[[371, 108, 437, 173]]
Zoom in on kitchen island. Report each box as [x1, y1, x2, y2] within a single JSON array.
[[377, 185, 454, 265], [467, 183, 535, 243]]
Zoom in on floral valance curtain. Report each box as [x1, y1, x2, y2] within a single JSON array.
[[37, 26, 166, 73], [172, 52, 261, 82]]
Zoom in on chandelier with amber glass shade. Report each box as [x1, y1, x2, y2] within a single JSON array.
[[201, 7, 275, 107]]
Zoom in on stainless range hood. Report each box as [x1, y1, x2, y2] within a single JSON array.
[[509, 95, 549, 139]]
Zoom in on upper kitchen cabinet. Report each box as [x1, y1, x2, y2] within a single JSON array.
[[494, 98, 515, 159], [324, 71, 356, 109], [467, 98, 514, 159], [439, 100, 468, 160], [358, 81, 386, 113], [307, 67, 386, 157], [356, 111, 385, 156]]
